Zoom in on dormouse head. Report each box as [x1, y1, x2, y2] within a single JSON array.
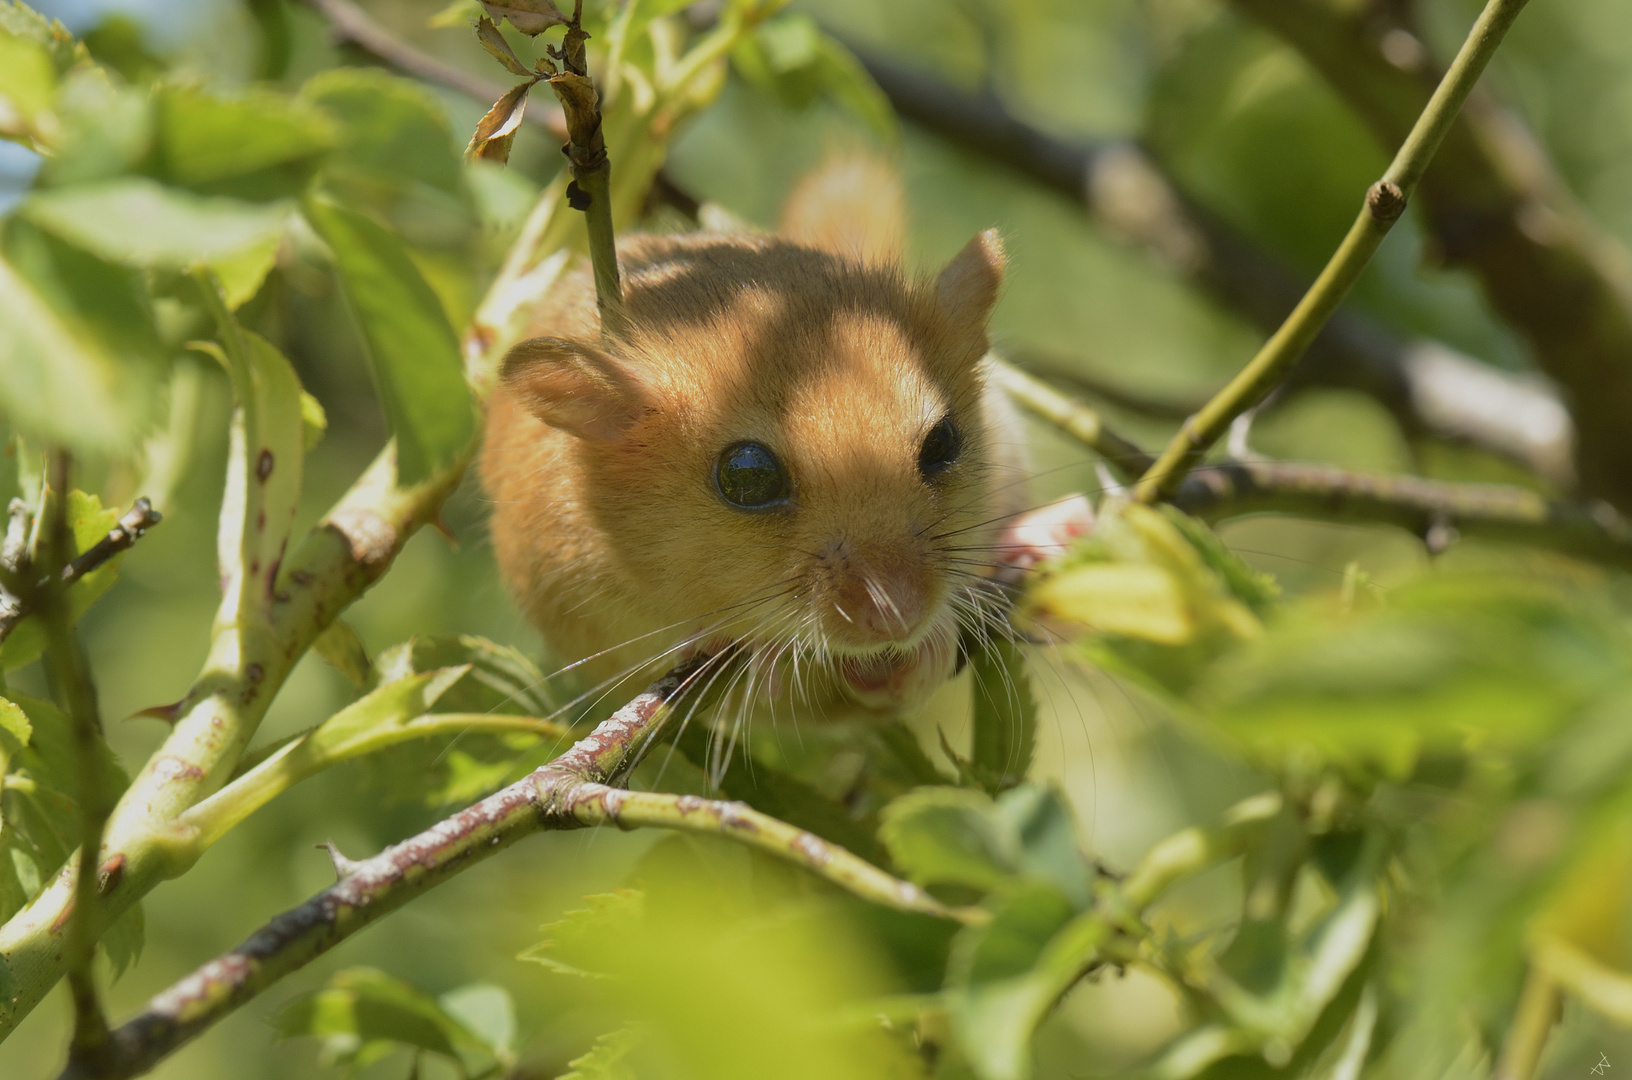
[[499, 230, 1012, 710]]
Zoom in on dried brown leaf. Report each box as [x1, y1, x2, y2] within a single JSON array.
[[466, 79, 536, 164], [479, 0, 568, 36], [474, 16, 534, 77]]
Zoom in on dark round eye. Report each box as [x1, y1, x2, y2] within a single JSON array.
[[919, 416, 960, 478], [715, 441, 791, 510]]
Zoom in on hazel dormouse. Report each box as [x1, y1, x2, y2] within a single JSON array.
[[481, 162, 1076, 723]]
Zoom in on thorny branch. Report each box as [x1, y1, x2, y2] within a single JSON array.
[[64, 660, 967, 1080], [1134, 0, 1534, 503], [850, 47, 1574, 485]]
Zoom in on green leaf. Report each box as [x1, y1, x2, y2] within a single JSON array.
[[299, 389, 328, 451], [992, 786, 1092, 909], [1, 491, 125, 671], [948, 882, 1076, 988], [21, 178, 292, 268], [147, 83, 337, 200], [809, 34, 897, 139], [371, 634, 556, 716], [303, 197, 475, 484], [520, 889, 645, 979], [731, 15, 896, 138], [880, 787, 1014, 895], [0, 2, 88, 73], [0, 696, 31, 747], [276, 967, 487, 1067], [560, 1024, 640, 1080], [0, 220, 168, 458], [101, 897, 144, 980], [301, 68, 463, 197], [313, 619, 370, 689], [437, 982, 515, 1059], [193, 321, 305, 633], [0, 31, 57, 147], [968, 637, 1036, 794]]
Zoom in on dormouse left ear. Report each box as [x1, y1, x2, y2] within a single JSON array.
[[935, 229, 1005, 340], [499, 336, 649, 442]]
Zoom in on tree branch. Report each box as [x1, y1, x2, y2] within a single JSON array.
[[1228, 0, 1632, 511], [66, 660, 968, 1079], [1173, 458, 1632, 570], [986, 357, 1153, 479], [1134, 0, 1533, 503], [850, 46, 1572, 485]]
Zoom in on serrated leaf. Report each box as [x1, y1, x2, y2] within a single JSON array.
[[0, 32, 57, 147], [303, 196, 475, 484], [101, 898, 144, 980], [313, 619, 370, 688], [520, 889, 645, 978], [21, 178, 292, 268], [0, 2, 89, 73], [560, 1024, 640, 1080], [371, 635, 555, 716], [302, 67, 463, 197], [0, 696, 31, 747], [1, 491, 125, 671], [0, 220, 168, 459], [968, 637, 1035, 794]]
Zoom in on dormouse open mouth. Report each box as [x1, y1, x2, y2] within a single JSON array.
[[837, 624, 958, 710]]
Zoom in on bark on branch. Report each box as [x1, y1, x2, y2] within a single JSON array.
[[65, 661, 970, 1080]]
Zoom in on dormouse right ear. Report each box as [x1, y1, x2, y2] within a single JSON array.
[[935, 229, 1005, 339], [499, 336, 648, 442]]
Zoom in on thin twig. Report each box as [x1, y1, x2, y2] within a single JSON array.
[[1173, 458, 1632, 570], [72, 658, 965, 1078], [987, 357, 1154, 480], [1133, 0, 1533, 503], [0, 499, 162, 647], [34, 455, 114, 1071], [301, 0, 568, 140], [1493, 964, 1560, 1080], [848, 46, 1572, 484]]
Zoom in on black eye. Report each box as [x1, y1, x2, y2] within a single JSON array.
[[715, 441, 791, 510], [919, 416, 960, 478]]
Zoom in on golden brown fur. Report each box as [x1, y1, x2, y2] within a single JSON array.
[[483, 176, 1024, 719]]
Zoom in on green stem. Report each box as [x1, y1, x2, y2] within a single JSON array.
[[1133, 0, 1533, 504], [36, 454, 113, 1068], [574, 786, 981, 924], [987, 358, 1153, 480], [1494, 965, 1559, 1080]]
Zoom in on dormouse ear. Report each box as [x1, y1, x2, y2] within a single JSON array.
[[781, 153, 905, 266], [935, 229, 1005, 338], [500, 337, 648, 442]]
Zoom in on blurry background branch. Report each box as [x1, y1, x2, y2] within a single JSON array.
[[1226, 0, 1632, 511], [852, 47, 1575, 487], [0, 498, 160, 646]]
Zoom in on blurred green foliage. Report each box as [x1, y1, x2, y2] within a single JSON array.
[[2, 1, 1632, 1079]]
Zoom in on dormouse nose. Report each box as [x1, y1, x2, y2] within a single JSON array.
[[825, 544, 930, 647]]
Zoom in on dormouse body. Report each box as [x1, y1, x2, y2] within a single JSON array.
[[482, 183, 1027, 717]]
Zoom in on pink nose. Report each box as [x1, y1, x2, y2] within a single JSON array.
[[829, 564, 928, 646]]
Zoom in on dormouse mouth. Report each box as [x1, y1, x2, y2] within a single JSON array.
[[837, 625, 958, 709]]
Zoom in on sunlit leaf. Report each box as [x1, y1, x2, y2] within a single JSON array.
[[520, 889, 645, 979], [371, 634, 556, 716], [0, 696, 32, 747], [0, 2, 88, 73], [147, 83, 336, 199], [302, 67, 464, 197], [560, 1024, 640, 1080], [0, 32, 57, 148], [0, 221, 167, 459], [313, 618, 370, 689], [302, 196, 475, 484], [21, 178, 291, 268]]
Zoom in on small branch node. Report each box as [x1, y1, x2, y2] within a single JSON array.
[[1366, 180, 1407, 225]]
